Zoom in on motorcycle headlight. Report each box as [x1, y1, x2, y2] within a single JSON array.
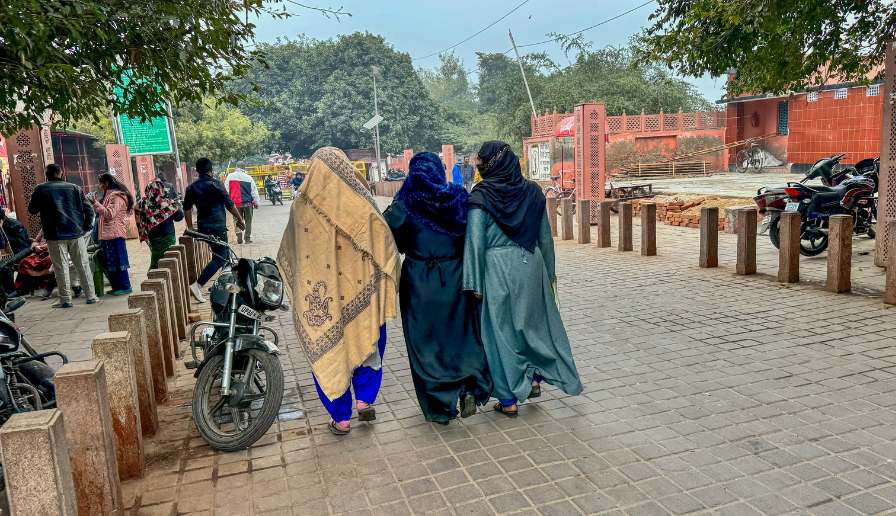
[[255, 276, 283, 308]]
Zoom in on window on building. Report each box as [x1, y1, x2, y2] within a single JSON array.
[[868, 84, 881, 97], [777, 101, 789, 135], [834, 88, 848, 100], [807, 91, 819, 102]]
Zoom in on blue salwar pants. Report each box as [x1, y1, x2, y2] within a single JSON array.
[[313, 326, 387, 422]]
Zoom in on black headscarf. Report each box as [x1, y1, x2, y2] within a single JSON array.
[[467, 141, 545, 251]]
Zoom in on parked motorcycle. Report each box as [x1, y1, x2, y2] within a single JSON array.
[[754, 154, 878, 256], [183, 230, 285, 451], [0, 247, 68, 488], [267, 183, 284, 205]]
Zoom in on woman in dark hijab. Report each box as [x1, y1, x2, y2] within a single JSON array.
[[384, 152, 492, 423], [463, 141, 581, 417]]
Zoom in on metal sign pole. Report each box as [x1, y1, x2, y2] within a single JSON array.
[[509, 29, 538, 118], [165, 101, 183, 185], [373, 71, 383, 184]]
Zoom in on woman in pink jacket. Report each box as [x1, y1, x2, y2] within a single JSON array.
[[91, 173, 135, 295]]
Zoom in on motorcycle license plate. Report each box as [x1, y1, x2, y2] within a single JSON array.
[[237, 305, 262, 320], [785, 202, 801, 212]]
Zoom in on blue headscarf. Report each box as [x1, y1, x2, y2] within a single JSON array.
[[394, 152, 469, 236]]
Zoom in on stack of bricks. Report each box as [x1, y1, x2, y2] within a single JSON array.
[[629, 196, 746, 231]]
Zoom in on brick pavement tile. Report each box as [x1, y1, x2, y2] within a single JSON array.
[[570, 492, 616, 513], [624, 501, 671, 516], [810, 500, 865, 516], [657, 493, 704, 515], [443, 483, 484, 506], [538, 499, 584, 516], [477, 476, 516, 497], [842, 492, 894, 514], [434, 469, 470, 490], [400, 477, 439, 498], [489, 492, 533, 513]]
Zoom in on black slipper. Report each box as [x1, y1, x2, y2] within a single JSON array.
[[528, 383, 542, 399], [328, 421, 351, 435], [460, 393, 477, 418], [357, 405, 376, 422], [493, 402, 518, 418]]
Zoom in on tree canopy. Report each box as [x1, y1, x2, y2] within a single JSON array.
[[232, 33, 442, 157], [0, 0, 347, 136], [637, 0, 893, 95], [174, 99, 273, 167]]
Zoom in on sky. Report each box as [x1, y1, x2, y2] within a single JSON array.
[[253, 0, 728, 102]]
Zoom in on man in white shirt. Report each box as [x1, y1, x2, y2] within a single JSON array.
[[224, 168, 261, 244]]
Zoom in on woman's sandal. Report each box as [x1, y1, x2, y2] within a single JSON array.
[[493, 402, 518, 418], [357, 405, 376, 422], [328, 421, 351, 435], [460, 393, 477, 418], [528, 383, 542, 399]]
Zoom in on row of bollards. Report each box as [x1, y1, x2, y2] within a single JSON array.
[[0, 238, 209, 515], [553, 199, 891, 302], [555, 198, 657, 256]]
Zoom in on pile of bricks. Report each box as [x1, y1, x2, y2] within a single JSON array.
[[629, 196, 753, 231]]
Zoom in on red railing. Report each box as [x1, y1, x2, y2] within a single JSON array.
[[531, 110, 726, 138]]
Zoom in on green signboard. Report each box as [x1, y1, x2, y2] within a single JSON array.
[[114, 71, 173, 155]]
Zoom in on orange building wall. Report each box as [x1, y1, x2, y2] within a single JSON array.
[[788, 87, 882, 165]]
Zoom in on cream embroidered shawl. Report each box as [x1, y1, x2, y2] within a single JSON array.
[[277, 147, 399, 400]]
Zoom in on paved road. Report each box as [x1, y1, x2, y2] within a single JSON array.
[[622, 173, 806, 198], [24, 199, 896, 515]]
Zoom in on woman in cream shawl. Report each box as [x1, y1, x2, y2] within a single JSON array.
[[278, 147, 399, 435]]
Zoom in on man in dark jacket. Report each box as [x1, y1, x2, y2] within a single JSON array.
[[27, 164, 98, 308]]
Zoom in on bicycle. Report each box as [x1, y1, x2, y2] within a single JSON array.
[[543, 175, 576, 216], [736, 142, 765, 174]]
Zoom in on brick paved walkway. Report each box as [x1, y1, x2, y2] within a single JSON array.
[[20, 201, 896, 515]]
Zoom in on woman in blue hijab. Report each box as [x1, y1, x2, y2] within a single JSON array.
[[384, 152, 492, 424]]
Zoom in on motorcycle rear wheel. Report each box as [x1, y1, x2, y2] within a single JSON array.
[[193, 349, 283, 452], [768, 215, 781, 249], [799, 223, 829, 257]]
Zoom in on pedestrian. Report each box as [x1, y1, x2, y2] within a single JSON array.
[[461, 155, 475, 191], [27, 164, 98, 308], [289, 170, 304, 197], [0, 207, 32, 295], [278, 147, 399, 435], [184, 158, 245, 303], [450, 158, 464, 187], [136, 177, 184, 270], [384, 152, 491, 424], [463, 141, 582, 417], [90, 173, 135, 296], [224, 167, 260, 244]]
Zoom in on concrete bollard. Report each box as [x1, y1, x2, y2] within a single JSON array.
[[159, 256, 188, 328], [778, 212, 801, 283], [0, 409, 77, 515], [148, 268, 183, 342], [597, 200, 613, 248], [546, 198, 558, 237], [55, 361, 123, 515], [699, 207, 719, 268], [736, 208, 758, 275], [886, 222, 896, 304], [178, 236, 199, 284], [561, 198, 574, 240], [108, 310, 158, 436], [640, 203, 657, 256], [141, 279, 178, 372], [91, 331, 144, 480], [617, 202, 633, 252], [577, 200, 591, 244], [826, 214, 853, 293], [128, 293, 169, 400], [168, 245, 190, 296]]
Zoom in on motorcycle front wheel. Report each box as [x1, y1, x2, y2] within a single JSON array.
[[799, 222, 829, 257], [192, 349, 284, 452]]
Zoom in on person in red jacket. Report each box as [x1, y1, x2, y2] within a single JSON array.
[[224, 168, 260, 244]]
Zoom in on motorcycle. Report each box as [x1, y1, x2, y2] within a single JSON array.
[[267, 183, 284, 206], [0, 247, 68, 489], [182, 229, 286, 451], [754, 154, 878, 256]]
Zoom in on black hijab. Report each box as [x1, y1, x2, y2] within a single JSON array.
[[468, 141, 546, 251]]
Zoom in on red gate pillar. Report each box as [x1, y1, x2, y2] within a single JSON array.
[[441, 144, 455, 180], [402, 149, 414, 173], [133, 155, 155, 196], [573, 102, 607, 223], [6, 126, 54, 237], [876, 41, 896, 266], [105, 144, 139, 239]]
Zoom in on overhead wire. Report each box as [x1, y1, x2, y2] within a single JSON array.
[[412, 0, 532, 61]]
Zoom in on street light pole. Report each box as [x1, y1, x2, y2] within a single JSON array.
[[372, 69, 383, 184]]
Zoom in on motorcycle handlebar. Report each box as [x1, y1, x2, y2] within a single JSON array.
[[183, 229, 214, 241]]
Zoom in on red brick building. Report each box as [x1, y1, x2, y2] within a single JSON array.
[[722, 75, 884, 172]]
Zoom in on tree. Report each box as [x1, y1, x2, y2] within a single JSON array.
[[636, 0, 893, 95], [419, 54, 476, 113], [233, 33, 442, 156], [175, 99, 273, 167], [0, 0, 348, 136]]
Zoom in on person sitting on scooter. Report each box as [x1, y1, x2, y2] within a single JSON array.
[[289, 171, 305, 194], [0, 208, 31, 296]]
